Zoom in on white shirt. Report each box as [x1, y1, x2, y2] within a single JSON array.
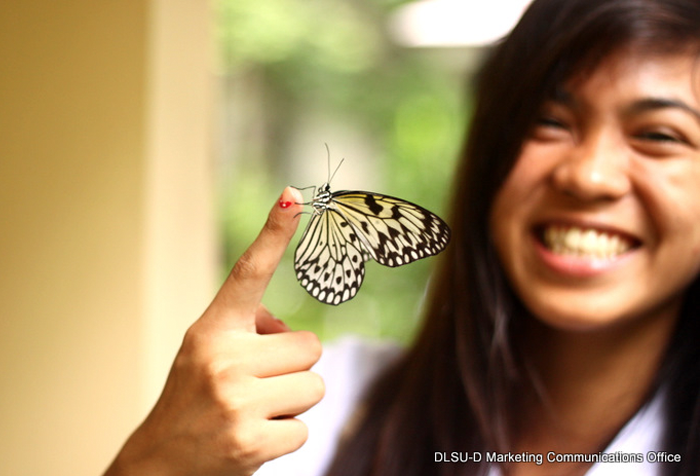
[[255, 337, 666, 476]]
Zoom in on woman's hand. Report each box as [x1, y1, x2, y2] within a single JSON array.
[[104, 187, 325, 476]]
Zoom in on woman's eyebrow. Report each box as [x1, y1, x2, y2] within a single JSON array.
[[626, 98, 700, 124], [548, 86, 574, 105]]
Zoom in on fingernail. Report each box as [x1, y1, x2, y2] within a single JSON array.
[[278, 187, 303, 211], [288, 186, 303, 204], [276, 318, 291, 331]]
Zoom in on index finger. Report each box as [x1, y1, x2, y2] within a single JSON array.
[[205, 186, 304, 331]]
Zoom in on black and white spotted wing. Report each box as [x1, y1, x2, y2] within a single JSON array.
[[294, 183, 451, 305]]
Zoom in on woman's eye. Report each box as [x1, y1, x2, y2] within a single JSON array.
[[529, 114, 571, 141], [630, 126, 698, 157], [535, 116, 567, 129], [635, 130, 684, 144]]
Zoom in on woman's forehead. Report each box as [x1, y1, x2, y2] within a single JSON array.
[[551, 48, 700, 104]]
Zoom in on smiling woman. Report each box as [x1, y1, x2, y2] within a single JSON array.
[[491, 49, 700, 330]]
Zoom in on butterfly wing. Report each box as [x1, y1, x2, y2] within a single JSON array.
[[330, 191, 451, 267], [294, 207, 370, 305]]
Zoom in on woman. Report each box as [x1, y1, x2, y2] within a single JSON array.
[[322, 0, 700, 474], [104, 0, 700, 475]]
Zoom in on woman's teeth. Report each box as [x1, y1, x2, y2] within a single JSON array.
[[542, 226, 633, 259]]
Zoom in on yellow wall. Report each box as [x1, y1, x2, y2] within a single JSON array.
[[0, 1, 216, 475]]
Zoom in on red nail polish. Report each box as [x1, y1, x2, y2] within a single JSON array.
[[279, 200, 293, 209]]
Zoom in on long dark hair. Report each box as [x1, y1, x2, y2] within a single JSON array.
[[324, 1, 700, 475]]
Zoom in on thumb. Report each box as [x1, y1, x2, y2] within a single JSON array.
[[203, 186, 304, 332], [255, 304, 292, 335]]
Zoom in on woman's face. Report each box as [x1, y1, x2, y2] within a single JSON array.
[[490, 49, 700, 331]]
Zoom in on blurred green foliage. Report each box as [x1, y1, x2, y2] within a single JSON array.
[[216, 0, 473, 343]]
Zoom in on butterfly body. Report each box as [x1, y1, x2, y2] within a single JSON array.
[[294, 180, 451, 305], [308, 182, 334, 215]]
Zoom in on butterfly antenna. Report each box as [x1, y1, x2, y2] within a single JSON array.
[[329, 158, 344, 185], [324, 143, 344, 185], [323, 147, 344, 188], [325, 143, 331, 181]]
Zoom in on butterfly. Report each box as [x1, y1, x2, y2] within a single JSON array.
[[293, 148, 451, 305]]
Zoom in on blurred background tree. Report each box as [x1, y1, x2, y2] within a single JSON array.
[[215, 0, 505, 343]]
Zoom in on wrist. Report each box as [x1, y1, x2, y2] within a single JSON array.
[[102, 430, 172, 476]]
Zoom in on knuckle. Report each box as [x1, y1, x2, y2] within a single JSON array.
[[264, 211, 285, 234], [178, 327, 252, 398], [221, 386, 254, 418], [178, 323, 210, 366], [224, 424, 266, 463], [200, 360, 227, 394], [208, 364, 258, 415], [183, 353, 226, 398], [230, 251, 263, 282]]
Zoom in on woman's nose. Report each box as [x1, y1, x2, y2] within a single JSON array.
[[551, 131, 631, 202]]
